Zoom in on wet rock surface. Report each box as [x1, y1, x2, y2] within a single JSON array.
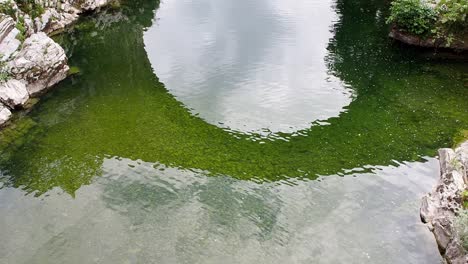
[[421, 142, 468, 264]]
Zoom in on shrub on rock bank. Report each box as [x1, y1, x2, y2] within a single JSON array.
[[387, 0, 467, 47], [455, 208, 468, 251], [387, 0, 437, 36]]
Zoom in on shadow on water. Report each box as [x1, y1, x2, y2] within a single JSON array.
[[0, 0, 467, 195]]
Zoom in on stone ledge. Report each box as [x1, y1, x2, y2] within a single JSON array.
[[389, 28, 468, 51]]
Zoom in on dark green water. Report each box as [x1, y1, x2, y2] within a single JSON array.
[[0, 0, 467, 263]]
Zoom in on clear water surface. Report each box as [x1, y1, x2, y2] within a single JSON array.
[[1, 0, 467, 263]]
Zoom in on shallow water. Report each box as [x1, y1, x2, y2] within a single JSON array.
[[0, 158, 442, 263], [0, 0, 467, 263]]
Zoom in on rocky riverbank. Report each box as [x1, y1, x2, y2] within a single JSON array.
[[421, 141, 468, 264], [0, 0, 115, 127]]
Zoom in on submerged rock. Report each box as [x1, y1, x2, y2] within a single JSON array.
[[421, 142, 468, 263], [0, 79, 29, 108], [0, 102, 12, 126], [8, 32, 69, 96]]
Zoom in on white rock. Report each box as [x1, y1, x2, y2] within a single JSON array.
[[34, 8, 79, 35], [0, 102, 12, 126], [8, 32, 69, 96], [79, 0, 112, 11], [0, 15, 21, 61], [0, 79, 29, 108], [421, 142, 468, 263]]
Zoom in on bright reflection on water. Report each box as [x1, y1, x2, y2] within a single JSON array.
[[0, 158, 440, 264], [144, 0, 353, 134]]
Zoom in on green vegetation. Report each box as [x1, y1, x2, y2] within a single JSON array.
[[0, 57, 9, 83], [459, 190, 468, 251], [387, 0, 437, 35], [0, 71, 8, 83], [437, 0, 468, 32], [433, 0, 468, 45], [0, 1, 41, 43], [109, 0, 121, 9], [0, 0, 16, 18], [455, 209, 468, 251], [0, 0, 45, 19], [16, 0, 44, 19], [453, 129, 468, 147], [15, 15, 26, 42], [387, 0, 468, 45], [462, 189, 468, 209], [0, 0, 467, 195], [68, 66, 81, 75]]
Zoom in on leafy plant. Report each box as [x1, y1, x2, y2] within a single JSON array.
[[462, 189, 468, 209], [0, 56, 9, 83], [0, 72, 8, 83], [16, 0, 44, 19], [437, 0, 468, 28], [15, 15, 26, 42], [455, 209, 468, 251], [0, 0, 16, 19], [387, 0, 438, 36], [433, 0, 468, 42]]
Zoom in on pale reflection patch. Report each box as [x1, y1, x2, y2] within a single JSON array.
[[144, 0, 353, 135]]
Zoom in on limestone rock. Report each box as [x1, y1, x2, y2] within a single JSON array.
[[34, 8, 79, 35], [421, 142, 468, 264], [0, 102, 12, 126], [0, 79, 29, 108], [8, 32, 69, 96], [445, 240, 467, 264], [79, 0, 113, 11], [0, 15, 21, 61], [433, 218, 453, 252]]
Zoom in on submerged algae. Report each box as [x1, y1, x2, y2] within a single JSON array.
[[0, 0, 467, 195]]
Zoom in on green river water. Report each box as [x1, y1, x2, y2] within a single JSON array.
[[0, 0, 467, 263]]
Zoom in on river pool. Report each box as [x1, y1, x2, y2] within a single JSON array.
[[1, 0, 467, 263]]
